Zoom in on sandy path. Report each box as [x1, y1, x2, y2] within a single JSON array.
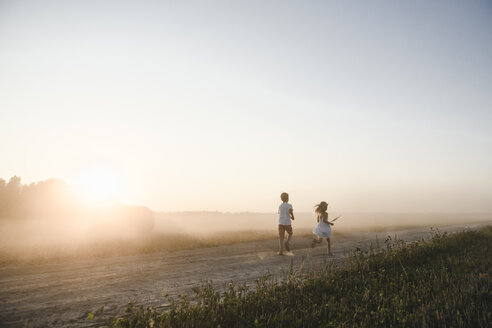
[[0, 223, 486, 327]]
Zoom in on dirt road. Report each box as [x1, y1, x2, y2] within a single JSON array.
[[0, 224, 486, 327]]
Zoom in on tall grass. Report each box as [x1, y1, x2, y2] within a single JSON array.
[[0, 230, 279, 264], [113, 226, 491, 327]]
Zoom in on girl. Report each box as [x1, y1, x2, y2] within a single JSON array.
[[311, 201, 339, 256]]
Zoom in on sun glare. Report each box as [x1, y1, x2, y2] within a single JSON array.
[[78, 169, 120, 207]]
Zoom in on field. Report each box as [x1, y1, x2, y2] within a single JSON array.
[[1, 212, 490, 263], [0, 223, 489, 327], [114, 226, 492, 328]]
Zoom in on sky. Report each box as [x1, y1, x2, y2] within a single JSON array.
[[0, 0, 491, 213]]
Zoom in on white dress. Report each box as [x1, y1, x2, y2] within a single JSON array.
[[313, 215, 331, 238]]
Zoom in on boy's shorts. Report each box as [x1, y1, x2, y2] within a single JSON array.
[[278, 224, 293, 236]]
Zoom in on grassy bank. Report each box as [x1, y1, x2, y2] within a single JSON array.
[[113, 226, 491, 327]]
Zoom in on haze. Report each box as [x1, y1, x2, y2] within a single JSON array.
[[1, 0, 491, 213]]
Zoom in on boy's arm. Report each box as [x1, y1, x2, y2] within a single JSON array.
[[289, 208, 295, 220]]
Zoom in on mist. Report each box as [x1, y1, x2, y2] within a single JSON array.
[[0, 176, 155, 261], [154, 211, 492, 235], [0, 176, 490, 263]]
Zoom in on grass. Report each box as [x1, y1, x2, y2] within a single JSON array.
[[0, 230, 278, 264], [2, 221, 487, 264], [112, 226, 491, 327], [0, 227, 372, 264]]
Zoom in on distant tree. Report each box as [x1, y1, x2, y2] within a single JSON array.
[[0, 176, 87, 220], [0, 176, 154, 234], [6, 176, 22, 192], [122, 205, 155, 233], [0, 178, 6, 216], [0, 176, 23, 217]]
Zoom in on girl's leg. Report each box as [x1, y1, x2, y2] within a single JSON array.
[[327, 238, 333, 255], [311, 236, 322, 248]]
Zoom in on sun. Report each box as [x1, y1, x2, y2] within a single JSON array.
[[78, 169, 120, 206]]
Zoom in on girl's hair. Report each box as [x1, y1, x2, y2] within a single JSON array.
[[315, 201, 328, 214]]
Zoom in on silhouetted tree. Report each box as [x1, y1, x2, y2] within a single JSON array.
[[0, 176, 154, 233], [0, 176, 22, 218], [0, 176, 74, 219]]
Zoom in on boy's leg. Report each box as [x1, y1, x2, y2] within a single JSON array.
[[284, 233, 292, 251], [284, 226, 293, 251], [278, 225, 285, 254]]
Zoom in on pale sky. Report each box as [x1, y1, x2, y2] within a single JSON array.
[[1, 0, 491, 212]]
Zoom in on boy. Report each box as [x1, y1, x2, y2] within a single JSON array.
[[278, 192, 294, 255]]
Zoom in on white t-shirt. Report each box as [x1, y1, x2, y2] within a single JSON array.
[[278, 202, 293, 225]]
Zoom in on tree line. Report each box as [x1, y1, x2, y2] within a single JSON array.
[[0, 176, 78, 220], [0, 176, 154, 233]]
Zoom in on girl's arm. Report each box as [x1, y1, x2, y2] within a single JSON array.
[[322, 213, 333, 225], [322, 218, 333, 225]]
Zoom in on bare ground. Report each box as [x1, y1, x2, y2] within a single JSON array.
[[0, 223, 487, 327]]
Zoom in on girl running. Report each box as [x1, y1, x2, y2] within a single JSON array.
[[311, 201, 339, 256]]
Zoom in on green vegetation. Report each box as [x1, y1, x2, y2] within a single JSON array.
[[113, 227, 491, 327]]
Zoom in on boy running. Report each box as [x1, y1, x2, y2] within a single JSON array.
[[278, 192, 295, 255]]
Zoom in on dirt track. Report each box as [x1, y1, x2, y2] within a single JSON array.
[[0, 223, 486, 327]]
